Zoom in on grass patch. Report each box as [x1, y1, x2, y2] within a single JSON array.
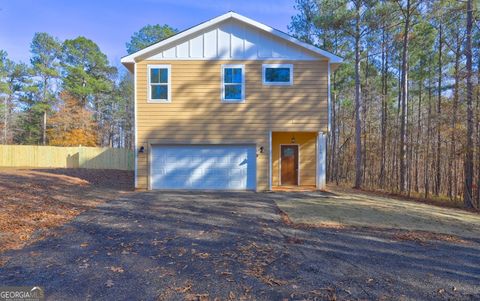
[[274, 186, 480, 239]]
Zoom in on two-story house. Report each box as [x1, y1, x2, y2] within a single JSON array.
[[121, 12, 342, 191]]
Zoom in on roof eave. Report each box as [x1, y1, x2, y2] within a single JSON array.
[[120, 11, 343, 66], [120, 12, 234, 65], [230, 12, 343, 63]]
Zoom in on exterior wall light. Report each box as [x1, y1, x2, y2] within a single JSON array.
[[291, 136, 296, 143], [139, 146, 145, 153]]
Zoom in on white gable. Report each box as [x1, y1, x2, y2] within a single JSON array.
[[121, 12, 342, 66], [146, 20, 319, 61]]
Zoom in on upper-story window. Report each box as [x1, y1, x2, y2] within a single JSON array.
[[148, 65, 171, 102], [222, 65, 245, 102], [262, 64, 293, 85]]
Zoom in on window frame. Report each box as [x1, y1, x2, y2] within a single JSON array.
[[147, 64, 171, 103], [221, 64, 245, 103], [262, 64, 293, 86]]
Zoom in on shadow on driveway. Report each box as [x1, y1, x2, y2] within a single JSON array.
[[0, 191, 479, 300]]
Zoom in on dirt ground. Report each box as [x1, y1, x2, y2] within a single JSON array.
[[1, 170, 479, 299], [1, 190, 479, 300], [274, 186, 480, 239], [0, 168, 133, 253]]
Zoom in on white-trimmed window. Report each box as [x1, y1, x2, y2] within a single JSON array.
[[222, 65, 245, 102], [148, 65, 171, 102], [262, 64, 293, 85]]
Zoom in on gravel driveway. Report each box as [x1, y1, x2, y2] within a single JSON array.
[[1, 191, 479, 300]]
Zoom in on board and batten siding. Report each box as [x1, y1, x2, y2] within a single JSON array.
[[146, 20, 318, 61], [135, 59, 329, 190]]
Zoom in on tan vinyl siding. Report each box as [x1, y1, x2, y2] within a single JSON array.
[[135, 59, 328, 190]]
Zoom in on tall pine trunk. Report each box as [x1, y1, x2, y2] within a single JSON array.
[[399, 0, 410, 193], [42, 77, 48, 145], [2, 96, 7, 144], [476, 46, 480, 207], [448, 38, 460, 200], [331, 72, 338, 183], [464, 0, 474, 208], [425, 77, 433, 199], [415, 80, 422, 192], [380, 28, 388, 188], [435, 25, 443, 196], [354, 1, 363, 188], [363, 54, 369, 185], [42, 111, 47, 145]]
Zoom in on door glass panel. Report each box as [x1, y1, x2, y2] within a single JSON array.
[[283, 148, 294, 157]]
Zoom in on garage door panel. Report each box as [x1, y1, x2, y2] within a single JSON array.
[[151, 145, 256, 190]]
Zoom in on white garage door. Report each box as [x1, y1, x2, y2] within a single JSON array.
[[150, 145, 256, 190]]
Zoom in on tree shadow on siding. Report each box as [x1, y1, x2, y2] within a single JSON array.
[[140, 58, 327, 188]]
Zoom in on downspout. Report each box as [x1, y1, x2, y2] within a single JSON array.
[[134, 62, 138, 189]]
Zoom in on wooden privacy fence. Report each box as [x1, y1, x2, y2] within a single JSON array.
[[0, 145, 134, 170]]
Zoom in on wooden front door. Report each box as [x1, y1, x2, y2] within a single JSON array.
[[281, 145, 299, 185]]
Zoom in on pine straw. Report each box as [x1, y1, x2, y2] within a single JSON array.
[[0, 168, 132, 255], [236, 242, 288, 287], [277, 206, 347, 230], [392, 230, 469, 245]]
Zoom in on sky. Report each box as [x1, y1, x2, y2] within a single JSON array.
[[0, 0, 297, 68]]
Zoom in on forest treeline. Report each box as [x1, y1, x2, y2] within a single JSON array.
[[289, 0, 479, 207], [0, 24, 177, 148], [2, 2, 479, 207]]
